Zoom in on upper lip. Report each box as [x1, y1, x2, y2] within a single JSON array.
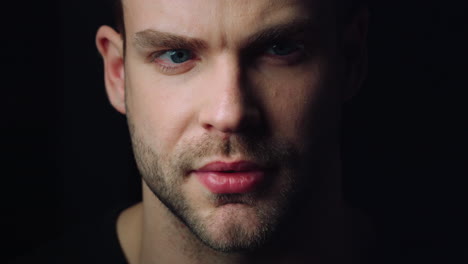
[[195, 161, 262, 172]]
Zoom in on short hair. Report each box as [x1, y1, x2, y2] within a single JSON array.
[[112, 0, 366, 49]]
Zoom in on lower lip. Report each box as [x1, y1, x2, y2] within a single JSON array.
[[194, 171, 265, 194]]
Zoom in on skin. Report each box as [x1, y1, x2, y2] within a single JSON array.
[[96, 0, 368, 263]]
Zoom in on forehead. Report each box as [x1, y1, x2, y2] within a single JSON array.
[[123, 0, 330, 45]]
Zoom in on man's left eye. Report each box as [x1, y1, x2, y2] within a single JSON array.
[[266, 42, 304, 56]]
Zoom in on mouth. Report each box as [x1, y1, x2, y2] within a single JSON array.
[[192, 161, 266, 194]]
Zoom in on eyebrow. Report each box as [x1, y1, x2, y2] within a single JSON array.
[[132, 18, 316, 52], [241, 19, 317, 49], [133, 30, 208, 51]]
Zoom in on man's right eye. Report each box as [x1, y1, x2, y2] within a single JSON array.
[[151, 49, 196, 75], [157, 49, 193, 64]]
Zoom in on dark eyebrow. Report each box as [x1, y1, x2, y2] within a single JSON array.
[[242, 19, 317, 49], [133, 19, 316, 52], [133, 29, 208, 51]]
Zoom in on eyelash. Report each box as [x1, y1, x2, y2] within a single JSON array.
[[150, 50, 197, 75], [261, 43, 306, 65], [150, 42, 307, 75]]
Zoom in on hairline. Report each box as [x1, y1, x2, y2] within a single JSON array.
[[113, 0, 364, 57]]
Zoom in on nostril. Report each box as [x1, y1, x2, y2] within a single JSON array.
[[202, 123, 213, 130]]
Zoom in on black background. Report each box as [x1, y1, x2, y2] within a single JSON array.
[[3, 0, 467, 263]]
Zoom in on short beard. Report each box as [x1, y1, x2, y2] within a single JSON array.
[[129, 123, 301, 253]]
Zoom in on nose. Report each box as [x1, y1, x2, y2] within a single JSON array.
[[198, 55, 260, 137]]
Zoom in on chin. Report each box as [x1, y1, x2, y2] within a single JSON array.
[[194, 203, 273, 253]]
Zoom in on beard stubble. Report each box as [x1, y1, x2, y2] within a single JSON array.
[[129, 123, 302, 253]]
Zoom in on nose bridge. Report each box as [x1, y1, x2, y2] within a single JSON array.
[[198, 53, 255, 134], [215, 54, 244, 110]]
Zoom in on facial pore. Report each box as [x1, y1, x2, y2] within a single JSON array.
[[129, 120, 303, 252]]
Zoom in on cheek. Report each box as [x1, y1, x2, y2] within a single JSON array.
[[125, 64, 197, 152], [253, 63, 323, 143]]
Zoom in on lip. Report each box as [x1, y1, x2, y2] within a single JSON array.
[[193, 161, 265, 194]]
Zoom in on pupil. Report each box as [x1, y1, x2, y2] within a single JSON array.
[[274, 44, 292, 55], [270, 42, 301, 56], [170, 50, 190, 63]]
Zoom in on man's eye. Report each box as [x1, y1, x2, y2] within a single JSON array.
[[266, 43, 304, 56], [157, 49, 193, 64]]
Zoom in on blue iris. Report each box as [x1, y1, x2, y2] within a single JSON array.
[[165, 49, 192, 63]]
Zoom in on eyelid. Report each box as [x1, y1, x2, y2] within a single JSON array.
[[244, 36, 304, 55], [265, 43, 305, 54], [148, 50, 172, 62], [149, 49, 198, 75], [150, 49, 196, 61]]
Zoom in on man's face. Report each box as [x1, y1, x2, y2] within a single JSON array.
[[122, 0, 345, 252]]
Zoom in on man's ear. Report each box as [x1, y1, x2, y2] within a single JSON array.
[[342, 7, 369, 102], [96, 25, 126, 114]]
